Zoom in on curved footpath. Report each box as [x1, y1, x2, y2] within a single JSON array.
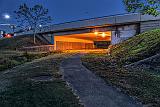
[[60, 55, 142, 107]]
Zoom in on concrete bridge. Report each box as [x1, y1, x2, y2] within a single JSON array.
[[17, 13, 160, 50]]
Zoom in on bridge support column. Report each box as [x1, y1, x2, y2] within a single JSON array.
[[50, 34, 54, 45]]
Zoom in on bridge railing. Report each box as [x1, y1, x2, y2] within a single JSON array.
[[18, 45, 54, 52]]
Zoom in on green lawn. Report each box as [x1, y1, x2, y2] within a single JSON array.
[[110, 29, 160, 65], [0, 35, 45, 50], [0, 50, 59, 71], [0, 54, 82, 107]]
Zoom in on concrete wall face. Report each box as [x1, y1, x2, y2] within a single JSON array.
[[41, 34, 54, 44], [111, 24, 138, 45], [54, 36, 94, 50], [140, 20, 160, 33]]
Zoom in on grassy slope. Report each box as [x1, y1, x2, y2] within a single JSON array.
[[0, 54, 82, 107], [0, 35, 81, 106], [82, 29, 160, 107], [110, 29, 160, 65], [0, 51, 58, 71], [0, 35, 46, 50], [0, 35, 51, 71]]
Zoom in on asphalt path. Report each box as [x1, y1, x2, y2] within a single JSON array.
[[60, 55, 142, 107]]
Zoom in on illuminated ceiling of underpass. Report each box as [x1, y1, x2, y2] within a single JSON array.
[[57, 32, 111, 41]]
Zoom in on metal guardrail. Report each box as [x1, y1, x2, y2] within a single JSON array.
[[18, 45, 54, 52]]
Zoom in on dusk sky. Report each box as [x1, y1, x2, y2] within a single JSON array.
[[0, 0, 126, 31]]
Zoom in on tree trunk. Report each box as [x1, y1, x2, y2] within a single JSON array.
[[33, 30, 36, 44]]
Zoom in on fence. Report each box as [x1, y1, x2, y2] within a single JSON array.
[[18, 45, 54, 52]]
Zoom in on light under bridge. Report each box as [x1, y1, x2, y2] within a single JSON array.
[[16, 13, 160, 50]]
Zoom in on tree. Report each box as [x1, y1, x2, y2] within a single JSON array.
[[15, 4, 52, 44], [123, 0, 160, 16]]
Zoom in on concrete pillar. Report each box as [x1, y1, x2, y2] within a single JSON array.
[[111, 25, 138, 45], [111, 31, 121, 45], [50, 34, 54, 45]]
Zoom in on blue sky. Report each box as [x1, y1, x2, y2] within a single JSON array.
[[0, 0, 126, 31]]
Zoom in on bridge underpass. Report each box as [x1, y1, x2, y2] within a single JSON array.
[[54, 31, 111, 50], [16, 13, 160, 51]]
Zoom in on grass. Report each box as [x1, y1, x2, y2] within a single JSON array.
[[0, 50, 59, 72], [82, 29, 160, 107], [0, 35, 82, 106], [0, 35, 46, 50], [110, 29, 160, 65], [0, 54, 82, 107], [82, 54, 160, 107], [0, 34, 58, 71]]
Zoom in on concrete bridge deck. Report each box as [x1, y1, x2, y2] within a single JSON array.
[[16, 13, 160, 51]]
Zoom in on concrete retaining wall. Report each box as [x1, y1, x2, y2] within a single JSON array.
[[18, 45, 54, 52], [111, 24, 139, 45], [140, 20, 160, 32]]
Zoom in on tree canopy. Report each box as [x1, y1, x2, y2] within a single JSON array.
[[123, 0, 160, 16], [15, 3, 52, 30], [15, 3, 52, 43]]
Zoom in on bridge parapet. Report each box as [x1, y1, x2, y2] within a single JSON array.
[[16, 13, 160, 36]]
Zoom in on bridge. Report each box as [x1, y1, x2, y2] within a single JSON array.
[[16, 13, 160, 50]]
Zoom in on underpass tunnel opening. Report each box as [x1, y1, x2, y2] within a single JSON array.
[[54, 31, 111, 50]]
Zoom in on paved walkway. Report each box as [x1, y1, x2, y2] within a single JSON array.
[[60, 55, 142, 107]]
